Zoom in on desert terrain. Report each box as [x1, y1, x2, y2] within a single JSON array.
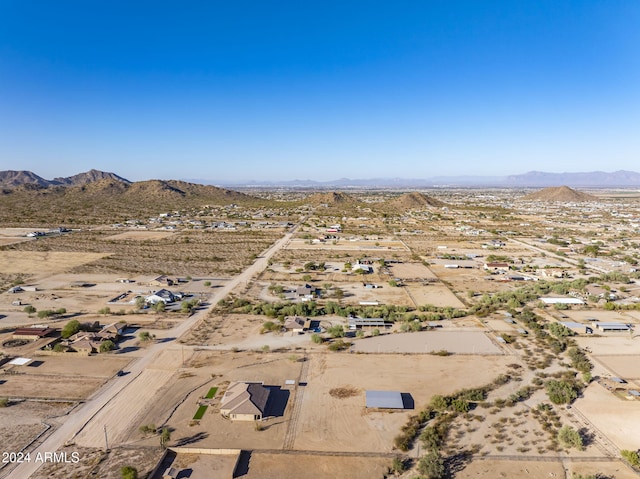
[[2, 184, 640, 479]]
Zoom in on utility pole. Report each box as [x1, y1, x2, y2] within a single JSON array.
[[103, 425, 109, 452]]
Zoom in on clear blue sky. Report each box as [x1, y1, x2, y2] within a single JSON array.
[[1, 1, 639, 182]]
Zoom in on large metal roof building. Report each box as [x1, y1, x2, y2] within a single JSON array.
[[365, 390, 405, 409]]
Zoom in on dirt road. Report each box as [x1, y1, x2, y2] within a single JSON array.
[[4, 226, 297, 479]]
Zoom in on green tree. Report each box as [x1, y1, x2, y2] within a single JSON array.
[[121, 465, 138, 479], [621, 449, 640, 468], [390, 456, 406, 476], [160, 427, 171, 448], [311, 333, 323, 344], [23, 305, 36, 316], [558, 425, 584, 450], [153, 302, 166, 313], [546, 380, 579, 404], [135, 296, 146, 309], [61, 319, 81, 339], [99, 340, 116, 352], [0, 398, 9, 407], [139, 331, 154, 342], [418, 450, 445, 479], [37, 310, 53, 319]]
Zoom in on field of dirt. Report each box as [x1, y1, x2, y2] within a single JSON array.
[[7, 229, 281, 276], [0, 401, 74, 457], [574, 382, 640, 451], [243, 453, 391, 479], [405, 284, 466, 308], [293, 353, 512, 453], [31, 446, 164, 479], [388, 262, 438, 280], [353, 331, 503, 354], [453, 458, 638, 479], [0, 375, 105, 400], [4, 355, 131, 378], [285, 238, 409, 252], [575, 336, 640, 355], [592, 355, 640, 380], [0, 251, 109, 275]]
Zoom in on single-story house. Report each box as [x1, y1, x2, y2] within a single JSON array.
[[100, 322, 127, 337], [146, 289, 181, 304], [352, 264, 373, 274], [284, 316, 307, 333], [220, 382, 271, 421]]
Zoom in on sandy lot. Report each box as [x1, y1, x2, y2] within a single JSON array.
[[293, 353, 512, 452], [0, 251, 108, 275], [75, 368, 176, 447], [593, 355, 640, 380], [285, 238, 409, 252], [244, 453, 391, 479], [13, 355, 131, 378], [388, 262, 438, 280], [574, 336, 640, 355], [574, 382, 640, 450], [406, 284, 466, 308], [340, 282, 413, 307], [0, 401, 74, 455], [353, 331, 503, 354], [455, 459, 573, 479], [0, 375, 105, 400], [104, 231, 178, 241]]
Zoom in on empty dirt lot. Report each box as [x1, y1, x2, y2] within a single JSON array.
[[0, 251, 109, 275], [353, 331, 503, 354], [293, 353, 512, 453]]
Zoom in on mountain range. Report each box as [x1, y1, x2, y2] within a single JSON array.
[[190, 170, 640, 188], [3, 169, 640, 189]]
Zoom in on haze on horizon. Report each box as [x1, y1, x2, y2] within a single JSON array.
[[1, 1, 639, 182]]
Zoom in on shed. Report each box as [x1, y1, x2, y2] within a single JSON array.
[[365, 390, 405, 409], [595, 322, 631, 332]]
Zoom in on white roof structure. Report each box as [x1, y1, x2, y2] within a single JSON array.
[[8, 357, 31, 366], [365, 390, 404, 409]]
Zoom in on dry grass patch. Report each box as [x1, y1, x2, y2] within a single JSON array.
[[329, 386, 360, 399]]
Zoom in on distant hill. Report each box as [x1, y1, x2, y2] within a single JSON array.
[[52, 169, 131, 186], [522, 186, 597, 202], [388, 192, 446, 210], [0, 169, 131, 189], [0, 176, 262, 225], [506, 170, 640, 187], [0, 170, 50, 188]]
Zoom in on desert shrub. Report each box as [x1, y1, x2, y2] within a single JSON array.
[[121, 466, 138, 479], [546, 379, 579, 404], [558, 425, 584, 450], [418, 450, 445, 479]]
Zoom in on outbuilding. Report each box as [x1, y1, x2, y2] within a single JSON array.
[[365, 390, 405, 409]]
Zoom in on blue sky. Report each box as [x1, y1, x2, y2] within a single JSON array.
[[1, 1, 639, 182]]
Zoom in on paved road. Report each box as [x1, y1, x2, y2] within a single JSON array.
[[4, 226, 297, 479]]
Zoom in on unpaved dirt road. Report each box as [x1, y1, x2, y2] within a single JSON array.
[[4, 226, 297, 479]]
